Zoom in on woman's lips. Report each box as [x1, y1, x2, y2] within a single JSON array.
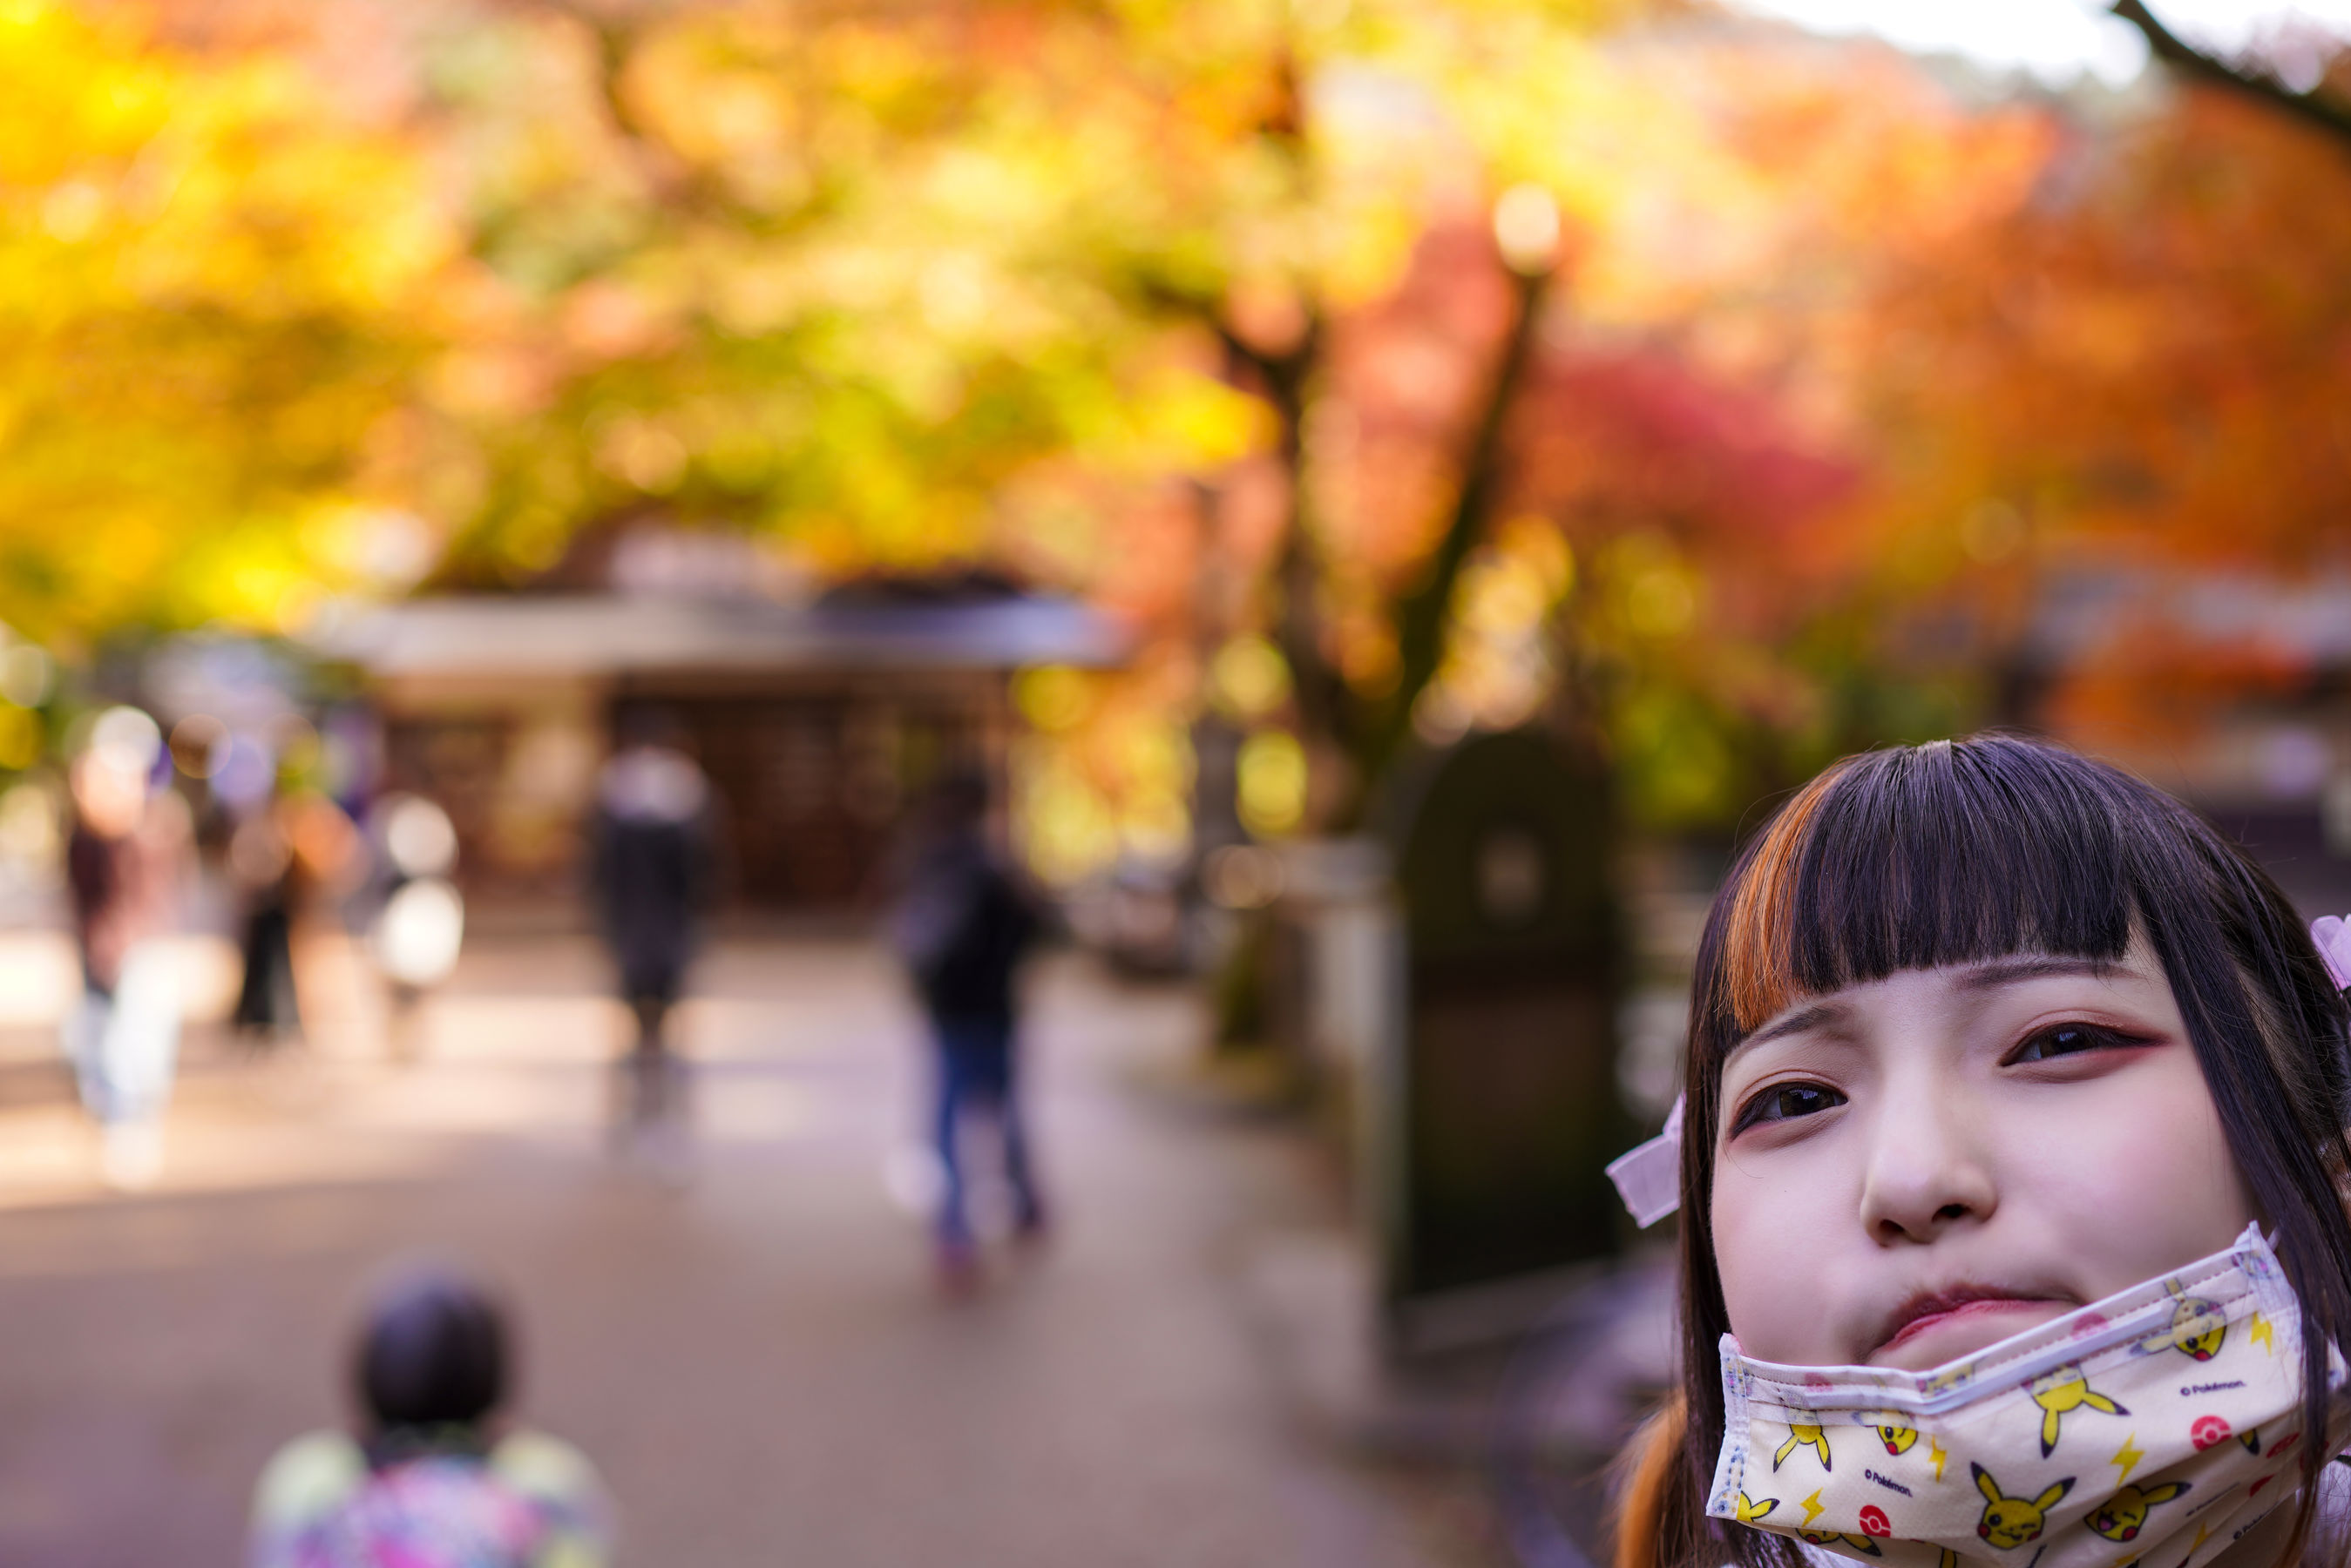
[[1875, 1295, 2070, 1362]]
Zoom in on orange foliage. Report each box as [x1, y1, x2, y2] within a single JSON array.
[[1860, 86, 2351, 568], [1839, 78, 2351, 741]]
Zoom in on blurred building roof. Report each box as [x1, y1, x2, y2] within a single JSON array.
[[317, 588, 1131, 681]]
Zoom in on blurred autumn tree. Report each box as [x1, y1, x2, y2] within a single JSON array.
[[1247, 27, 2037, 834], [2, 0, 1696, 891], [11, 0, 2351, 867], [408, 0, 1270, 585], [1730, 17, 2351, 765], [397, 0, 1667, 838], [0, 0, 456, 644], [1496, 28, 2070, 823], [1449, 15, 2351, 824]]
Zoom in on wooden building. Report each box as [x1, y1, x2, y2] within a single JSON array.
[[324, 581, 1126, 915]]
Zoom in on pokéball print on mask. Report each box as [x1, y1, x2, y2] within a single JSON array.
[[1707, 1227, 2351, 1568]]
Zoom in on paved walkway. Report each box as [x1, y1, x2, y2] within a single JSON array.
[[0, 934, 1507, 1568]]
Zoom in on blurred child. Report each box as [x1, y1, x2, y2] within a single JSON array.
[[248, 1267, 612, 1568]]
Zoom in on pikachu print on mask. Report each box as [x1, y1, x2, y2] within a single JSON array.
[[2024, 1366, 2127, 1458], [1775, 1423, 1833, 1472], [2084, 1480, 2191, 1544], [1969, 1466, 2071, 1550], [1801, 1529, 1885, 1558], [2138, 1280, 2229, 1364], [1705, 1227, 2351, 1568]]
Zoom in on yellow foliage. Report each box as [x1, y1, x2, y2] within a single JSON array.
[[1237, 729, 1307, 836], [0, 2, 455, 641]]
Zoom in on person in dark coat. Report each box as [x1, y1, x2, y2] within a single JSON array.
[[589, 712, 715, 1150], [228, 783, 357, 1046], [891, 770, 1046, 1288]]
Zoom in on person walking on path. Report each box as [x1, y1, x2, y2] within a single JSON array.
[[247, 1267, 613, 1568], [890, 770, 1047, 1290], [228, 779, 360, 1047], [588, 710, 715, 1158], [62, 709, 193, 1189]]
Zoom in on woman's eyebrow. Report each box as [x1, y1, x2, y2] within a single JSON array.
[[1954, 956, 2120, 990], [1731, 999, 1848, 1057]]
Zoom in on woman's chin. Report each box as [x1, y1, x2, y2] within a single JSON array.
[[1867, 1300, 2072, 1371]]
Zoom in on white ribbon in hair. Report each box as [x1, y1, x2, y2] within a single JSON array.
[[2315, 916, 2351, 992], [1605, 1094, 1684, 1227]]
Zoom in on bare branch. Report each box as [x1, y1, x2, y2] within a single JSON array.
[[2110, 0, 2351, 149], [1207, 317, 1284, 394]]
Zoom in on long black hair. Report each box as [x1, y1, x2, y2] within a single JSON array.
[[1636, 736, 2351, 1568]]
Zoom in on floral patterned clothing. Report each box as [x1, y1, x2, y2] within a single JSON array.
[[248, 1429, 611, 1568]]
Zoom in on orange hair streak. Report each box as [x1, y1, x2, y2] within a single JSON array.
[[1720, 763, 1851, 1034]]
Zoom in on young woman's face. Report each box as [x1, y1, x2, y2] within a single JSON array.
[[1709, 937, 2257, 1370]]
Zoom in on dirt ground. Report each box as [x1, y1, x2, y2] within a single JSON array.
[[0, 933, 1522, 1568]]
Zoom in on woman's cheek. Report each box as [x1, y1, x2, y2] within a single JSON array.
[[1711, 1149, 1851, 1364], [1999, 1058, 2253, 1297]]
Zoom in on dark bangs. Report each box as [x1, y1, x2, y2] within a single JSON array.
[[1710, 737, 2142, 1038]]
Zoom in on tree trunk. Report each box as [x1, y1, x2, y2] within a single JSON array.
[[1330, 266, 1551, 831]]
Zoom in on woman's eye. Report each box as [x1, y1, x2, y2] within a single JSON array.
[[2010, 1024, 2125, 1064], [1736, 1081, 1846, 1132]]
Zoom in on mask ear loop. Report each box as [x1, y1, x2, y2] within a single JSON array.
[[1606, 1095, 1684, 1227], [2314, 916, 2351, 992]]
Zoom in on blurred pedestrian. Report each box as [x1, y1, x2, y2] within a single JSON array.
[[890, 769, 1047, 1290], [365, 794, 466, 1060], [229, 780, 360, 1046], [589, 709, 715, 1156], [62, 708, 193, 1189], [247, 1267, 613, 1568]]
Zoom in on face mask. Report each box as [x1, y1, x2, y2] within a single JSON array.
[[1707, 1225, 2348, 1568]]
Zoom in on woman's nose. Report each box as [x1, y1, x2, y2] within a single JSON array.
[[1857, 1098, 1997, 1245]]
